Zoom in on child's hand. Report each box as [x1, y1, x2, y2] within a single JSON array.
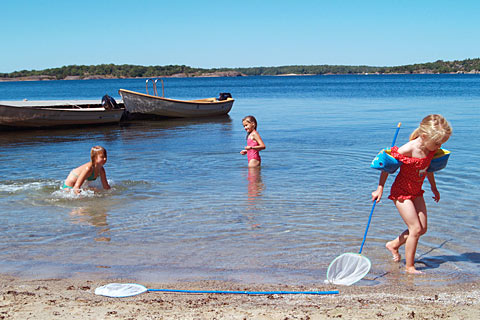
[[240, 150, 247, 155], [371, 186, 384, 203], [432, 188, 440, 202]]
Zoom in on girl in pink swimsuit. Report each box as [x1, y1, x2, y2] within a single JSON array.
[[372, 115, 452, 274], [240, 115, 266, 167]]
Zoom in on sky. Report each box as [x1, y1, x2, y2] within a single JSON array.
[[1, 0, 479, 73]]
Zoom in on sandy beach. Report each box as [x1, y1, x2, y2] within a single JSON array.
[[1, 274, 478, 320]]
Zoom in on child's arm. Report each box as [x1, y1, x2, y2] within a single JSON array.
[[249, 131, 266, 151], [73, 164, 92, 193], [372, 171, 389, 202], [100, 167, 111, 190], [427, 172, 440, 202]]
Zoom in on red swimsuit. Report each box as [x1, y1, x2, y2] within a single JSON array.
[[388, 146, 436, 201]]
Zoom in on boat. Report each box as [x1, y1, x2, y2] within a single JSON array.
[[0, 98, 125, 129], [119, 79, 234, 118]]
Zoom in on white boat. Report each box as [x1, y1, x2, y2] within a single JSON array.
[[0, 100, 125, 129], [119, 79, 234, 118]]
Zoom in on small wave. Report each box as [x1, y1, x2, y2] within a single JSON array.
[[0, 180, 58, 193], [0, 179, 127, 203], [47, 179, 121, 201], [2, 178, 152, 206], [50, 188, 97, 200], [47, 179, 152, 201]]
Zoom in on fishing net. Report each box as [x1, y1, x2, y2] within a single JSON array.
[[95, 283, 340, 297], [326, 252, 371, 286], [94, 283, 148, 298], [325, 123, 401, 286]]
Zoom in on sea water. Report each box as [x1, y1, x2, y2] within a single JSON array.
[[0, 75, 479, 286]]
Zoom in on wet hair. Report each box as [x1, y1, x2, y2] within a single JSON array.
[[409, 114, 452, 144], [242, 115, 257, 128], [90, 146, 107, 167], [242, 115, 257, 139]]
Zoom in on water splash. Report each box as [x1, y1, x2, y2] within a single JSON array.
[[0, 180, 57, 193]]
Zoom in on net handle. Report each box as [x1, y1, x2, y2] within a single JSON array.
[[359, 122, 401, 254], [148, 288, 339, 295]]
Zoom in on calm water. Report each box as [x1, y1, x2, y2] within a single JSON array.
[[0, 75, 479, 286]]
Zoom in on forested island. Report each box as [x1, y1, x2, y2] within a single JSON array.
[[1, 58, 479, 81]]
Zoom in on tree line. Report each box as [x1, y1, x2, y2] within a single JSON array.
[[0, 64, 206, 79], [1, 58, 479, 79]]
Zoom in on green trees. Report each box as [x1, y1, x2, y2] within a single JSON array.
[[1, 59, 479, 79]]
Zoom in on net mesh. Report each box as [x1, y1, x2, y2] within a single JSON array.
[[94, 283, 148, 298], [326, 252, 371, 286]]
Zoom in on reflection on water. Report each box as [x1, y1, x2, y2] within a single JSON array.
[[247, 167, 264, 204], [244, 167, 265, 230], [0, 115, 232, 147], [69, 205, 110, 242]]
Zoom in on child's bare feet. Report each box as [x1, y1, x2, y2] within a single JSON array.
[[405, 266, 423, 274], [386, 241, 401, 262]]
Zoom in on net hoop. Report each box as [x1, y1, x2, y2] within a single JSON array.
[[94, 283, 148, 298], [326, 252, 371, 286]]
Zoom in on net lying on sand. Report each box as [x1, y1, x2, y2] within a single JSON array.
[[94, 283, 340, 297], [95, 283, 148, 298]]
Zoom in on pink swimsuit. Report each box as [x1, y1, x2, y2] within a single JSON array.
[[247, 138, 261, 162]]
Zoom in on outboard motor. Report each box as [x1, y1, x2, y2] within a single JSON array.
[[102, 94, 119, 109], [218, 92, 232, 101]]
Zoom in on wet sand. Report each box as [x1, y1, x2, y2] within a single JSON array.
[[1, 274, 478, 319]]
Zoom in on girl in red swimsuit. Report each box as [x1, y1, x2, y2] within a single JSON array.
[[240, 115, 266, 167], [372, 115, 452, 274]]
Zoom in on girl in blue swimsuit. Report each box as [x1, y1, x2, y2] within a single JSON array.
[[63, 146, 111, 193]]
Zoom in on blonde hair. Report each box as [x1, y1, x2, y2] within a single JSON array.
[[90, 146, 107, 166], [409, 114, 452, 144]]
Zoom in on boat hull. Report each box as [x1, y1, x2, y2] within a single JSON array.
[[119, 89, 234, 118], [0, 100, 125, 128]]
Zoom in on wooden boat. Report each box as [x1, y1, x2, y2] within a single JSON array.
[[119, 79, 234, 118], [0, 100, 125, 129]]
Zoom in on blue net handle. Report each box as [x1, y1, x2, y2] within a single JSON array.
[[359, 122, 401, 254], [148, 288, 339, 295]]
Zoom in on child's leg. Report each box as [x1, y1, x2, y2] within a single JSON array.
[[248, 159, 261, 167], [387, 197, 428, 263], [386, 232, 406, 262], [394, 199, 425, 274], [386, 202, 410, 262], [413, 196, 428, 236]]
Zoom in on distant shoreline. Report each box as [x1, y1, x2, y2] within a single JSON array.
[[1, 58, 479, 81], [1, 71, 479, 82]]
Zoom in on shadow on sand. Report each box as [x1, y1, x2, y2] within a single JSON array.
[[418, 252, 480, 270]]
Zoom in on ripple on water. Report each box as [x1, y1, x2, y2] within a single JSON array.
[[1, 76, 479, 285]]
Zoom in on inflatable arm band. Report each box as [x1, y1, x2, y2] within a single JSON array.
[[370, 148, 450, 173], [370, 149, 401, 174], [427, 149, 450, 172]]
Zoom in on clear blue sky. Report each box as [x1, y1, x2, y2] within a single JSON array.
[[1, 0, 479, 73]]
